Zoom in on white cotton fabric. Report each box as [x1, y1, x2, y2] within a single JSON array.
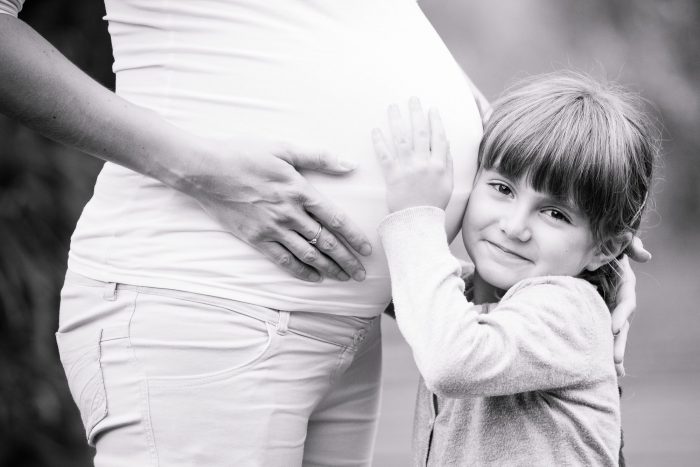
[[39, 0, 483, 316], [0, 0, 23, 16]]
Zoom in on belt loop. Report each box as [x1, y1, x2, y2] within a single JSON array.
[[276, 311, 290, 336], [103, 282, 117, 301]]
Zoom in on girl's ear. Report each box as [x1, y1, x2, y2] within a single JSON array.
[[585, 232, 634, 272]]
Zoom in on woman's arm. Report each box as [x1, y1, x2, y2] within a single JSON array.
[[0, 14, 372, 282]]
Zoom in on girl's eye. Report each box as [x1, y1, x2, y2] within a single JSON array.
[[490, 182, 512, 197], [543, 209, 571, 223]]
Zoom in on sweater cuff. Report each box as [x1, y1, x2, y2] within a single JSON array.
[[378, 206, 446, 237], [378, 206, 452, 262]]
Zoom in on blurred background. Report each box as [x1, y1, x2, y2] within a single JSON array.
[[0, 0, 698, 466]]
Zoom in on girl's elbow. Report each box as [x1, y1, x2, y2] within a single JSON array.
[[419, 353, 511, 398], [420, 362, 476, 398]]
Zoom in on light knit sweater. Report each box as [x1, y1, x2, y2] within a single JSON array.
[[378, 207, 620, 466]]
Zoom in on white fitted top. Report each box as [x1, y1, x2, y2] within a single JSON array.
[[4, 0, 482, 316]]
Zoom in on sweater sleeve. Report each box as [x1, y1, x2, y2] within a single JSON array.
[[0, 0, 24, 16], [378, 206, 613, 398]]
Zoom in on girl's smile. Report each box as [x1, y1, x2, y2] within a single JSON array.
[[463, 168, 607, 296], [483, 240, 533, 264]]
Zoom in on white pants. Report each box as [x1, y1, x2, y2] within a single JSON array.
[[57, 271, 382, 467]]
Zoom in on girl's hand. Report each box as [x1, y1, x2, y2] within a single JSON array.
[[372, 98, 454, 213]]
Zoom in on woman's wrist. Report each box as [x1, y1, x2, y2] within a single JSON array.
[[153, 132, 220, 196]]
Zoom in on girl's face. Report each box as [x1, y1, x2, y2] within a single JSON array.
[[462, 168, 603, 293]]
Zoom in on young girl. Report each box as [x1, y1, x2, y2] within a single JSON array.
[[372, 73, 657, 466]]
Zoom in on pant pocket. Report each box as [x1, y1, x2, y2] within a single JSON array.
[[129, 292, 277, 387], [55, 329, 108, 446]]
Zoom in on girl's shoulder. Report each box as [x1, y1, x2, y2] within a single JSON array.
[[499, 275, 609, 319], [503, 275, 600, 299]]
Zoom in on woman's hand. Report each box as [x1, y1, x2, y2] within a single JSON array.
[[182, 137, 373, 283], [0, 16, 371, 283], [372, 98, 454, 213], [611, 237, 651, 376]]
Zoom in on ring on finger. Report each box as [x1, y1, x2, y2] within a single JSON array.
[[308, 225, 323, 246]]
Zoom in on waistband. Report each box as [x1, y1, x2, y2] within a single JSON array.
[[65, 270, 379, 349]]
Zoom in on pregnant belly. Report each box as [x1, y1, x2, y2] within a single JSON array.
[[75, 0, 482, 314]]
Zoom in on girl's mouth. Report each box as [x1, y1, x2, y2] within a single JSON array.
[[485, 241, 532, 263]]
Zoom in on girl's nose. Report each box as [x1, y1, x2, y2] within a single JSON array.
[[499, 211, 532, 242]]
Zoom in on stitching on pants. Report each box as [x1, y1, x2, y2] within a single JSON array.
[[125, 288, 272, 326], [327, 346, 351, 388], [128, 292, 160, 467], [285, 328, 347, 349]]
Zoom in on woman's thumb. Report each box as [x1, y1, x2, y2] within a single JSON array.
[[278, 146, 357, 174]]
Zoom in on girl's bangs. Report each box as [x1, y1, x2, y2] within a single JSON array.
[[480, 127, 610, 214]]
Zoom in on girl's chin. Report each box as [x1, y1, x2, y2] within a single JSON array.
[[475, 266, 523, 291], [472, 270, 512, 302]]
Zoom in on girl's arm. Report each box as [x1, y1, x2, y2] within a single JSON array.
[[373, 100, 611, 397], [0, 12, 372, 282], [378, 206, 610, 397]]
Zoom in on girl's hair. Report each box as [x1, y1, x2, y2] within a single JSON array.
[[478, 72, 658, 306]]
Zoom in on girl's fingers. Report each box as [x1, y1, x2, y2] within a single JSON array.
[[388, 104, 412, 159], [372, 128, 394, 168], [445, 139, 454, 179], [409, 97, 430, 155], [429, 107, 449, 166]]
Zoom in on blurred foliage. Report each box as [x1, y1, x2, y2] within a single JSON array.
[[1, 1, 109, 466], [1, 0, 698, 466], [577, 0, 700, 231]]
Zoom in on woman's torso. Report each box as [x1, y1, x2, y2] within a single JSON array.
[[69, 0, 483, 316]]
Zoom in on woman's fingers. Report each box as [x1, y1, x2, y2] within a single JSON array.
[[299, 186, 370, 275], [258, 241, 322, 282], [611, 255, 637, 334], [288, 215, 362, 281], [625, 236, 652, 263], [277, 146, 358, 174], [190, 139, 371, 282], [270, 160, 371, 280], [611, 255, 636, 376], [409, 97, 430, 155], [614, 321, 630, 377], [281, 229, 352, 281], [241, 190, 368, 281], [277, 150, 373, 276]]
